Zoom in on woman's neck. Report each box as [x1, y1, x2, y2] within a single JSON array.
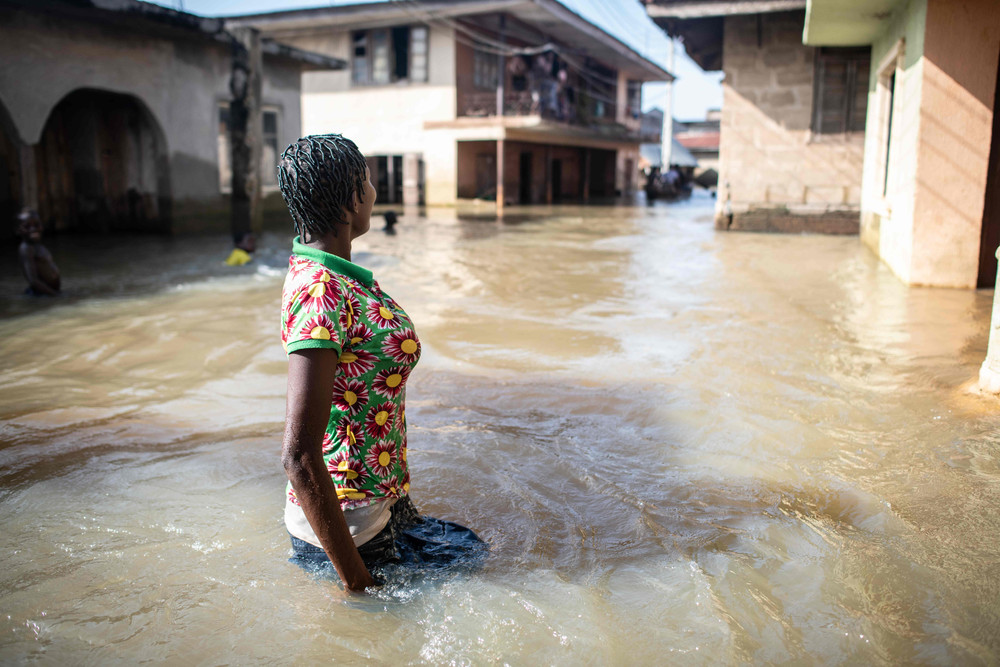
[[302, 228, 351, 262]]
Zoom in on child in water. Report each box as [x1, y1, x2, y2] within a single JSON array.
[[17, 208, 61, 296], [276, 134, 483, 592]]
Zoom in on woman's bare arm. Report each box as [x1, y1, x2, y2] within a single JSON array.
[[282, 348, 375, 592]]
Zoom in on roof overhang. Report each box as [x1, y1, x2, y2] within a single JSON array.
[[646, 0, 806, 20], [645, 0, 806, 71], [225, 0, 672, 81], [802, 0, 903, 46], [4, 0, 345, 70]]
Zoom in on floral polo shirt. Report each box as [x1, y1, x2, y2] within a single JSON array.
[[281, 237, 420, 511]]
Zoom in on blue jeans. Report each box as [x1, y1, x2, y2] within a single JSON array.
[[288, 496, 486, 575]]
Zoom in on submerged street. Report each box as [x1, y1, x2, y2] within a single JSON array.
[[2, 194, 999, 663]]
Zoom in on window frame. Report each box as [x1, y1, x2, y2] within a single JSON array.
[[216, 101, 282, 195], [351, 25, 430, 86], [812, 46, 871, 136]]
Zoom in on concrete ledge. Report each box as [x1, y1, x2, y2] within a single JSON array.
[[980, 361, 1000, 395], [717, 208, 860, 234]]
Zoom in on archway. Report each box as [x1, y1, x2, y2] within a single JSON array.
[[36, 89, 171, 234], [0, 96, 22, 242]]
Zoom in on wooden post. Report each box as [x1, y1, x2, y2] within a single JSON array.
[[545, 145, 553, 204], [583, 148, 591, 203], [229, 27, 263, 240], [496, 138, 505, 217], [19, 144, 38, 211]]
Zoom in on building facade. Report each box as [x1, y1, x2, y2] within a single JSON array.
[[647, 1, 866, 234], [0, 0, 341, 239], [229, 0, 673, 209], [805, 0, 1000, 289]]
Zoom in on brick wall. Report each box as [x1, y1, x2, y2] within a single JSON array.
[[718, 11, 863, 234]]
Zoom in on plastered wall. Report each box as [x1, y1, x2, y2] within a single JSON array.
[[719, 11, 864, 233]]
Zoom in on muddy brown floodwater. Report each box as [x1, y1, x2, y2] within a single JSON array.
[[2, 193, 1000, 664]]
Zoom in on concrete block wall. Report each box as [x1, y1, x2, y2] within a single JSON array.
[[718, 11, 864, 233]]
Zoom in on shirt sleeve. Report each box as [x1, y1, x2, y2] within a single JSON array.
[[283, 274, 348, 356]]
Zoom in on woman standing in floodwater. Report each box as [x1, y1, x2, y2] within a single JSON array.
[[276, 134, 482, 592]]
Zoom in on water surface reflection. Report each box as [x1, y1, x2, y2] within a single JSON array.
[[2, 193, 999, 664]]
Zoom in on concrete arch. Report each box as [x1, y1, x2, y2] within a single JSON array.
[[36, 88, 173, 233]]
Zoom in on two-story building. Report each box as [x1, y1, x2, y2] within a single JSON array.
[[227, 0, 674, 209]]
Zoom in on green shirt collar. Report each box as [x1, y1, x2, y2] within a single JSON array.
[[292, 236, 373, 288]]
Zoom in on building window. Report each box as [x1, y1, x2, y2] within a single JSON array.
[[813, 47, 870, 134], [626, 80, 642, 119], [352, 26, 429, 85], [217, 103, 281, 193], [473, 47, 498, 90]]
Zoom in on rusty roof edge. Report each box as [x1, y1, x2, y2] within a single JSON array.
[[260, 38, 348, 70], [532, 0, 675, 81]]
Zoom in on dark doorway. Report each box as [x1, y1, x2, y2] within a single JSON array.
[[475, 153, 496, 199], [37, 88, 171, 234], [978, 48, 1000, 288], [0, 97, 21, 242], [518, 151, 532, 204], [551, 159, 562, 202], [368, 155, 404, 204]]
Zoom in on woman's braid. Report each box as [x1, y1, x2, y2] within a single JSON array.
[[277, 134, 369, 240]]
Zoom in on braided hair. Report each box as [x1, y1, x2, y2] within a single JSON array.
[[277, 134, 369, 240]]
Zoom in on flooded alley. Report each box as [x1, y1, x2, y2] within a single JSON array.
[[2, 194, 1000, 664]]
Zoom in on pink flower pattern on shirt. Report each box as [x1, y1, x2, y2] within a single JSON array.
[[281, 243, 420, 509]]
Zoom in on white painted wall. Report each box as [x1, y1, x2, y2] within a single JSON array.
[[286, 25, 458, 203]]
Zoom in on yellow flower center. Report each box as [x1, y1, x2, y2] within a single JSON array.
[[403, 482, 410, 493], [344, 390, 357, 406], [402, 447, 407, 462], [340, 351, 357, 364], [347, 426, 356, 445], [336, 487, 365, 500], [307, 282, 326, 298], [375, 410, 389, 426], [400, 339, 418, 355], [378, 451, 391, 467], [386, 373, 402, 388], [351, 336, 362, 345], [379, 307, 394, 320], [318, 272, 331, 283], [310, 326, 330, 340]]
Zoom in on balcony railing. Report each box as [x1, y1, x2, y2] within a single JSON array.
[[459, 89, 622, 130]]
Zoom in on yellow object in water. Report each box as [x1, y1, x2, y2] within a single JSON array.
[[225, 248, 252, 266]]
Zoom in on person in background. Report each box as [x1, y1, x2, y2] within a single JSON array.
[[225, 231, 257, 266], [17, 208, 60, 296], [382, 210, 398, 235]]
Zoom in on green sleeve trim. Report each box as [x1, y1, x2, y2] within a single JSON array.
[[285, 339, 343, 356]]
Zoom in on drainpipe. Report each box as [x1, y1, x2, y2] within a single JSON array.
[[980, 245, 1000, 393]]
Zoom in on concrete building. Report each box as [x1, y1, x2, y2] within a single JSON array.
[[804, 0, 1000, 290], [0, 0, 342, 239], [646, 0, 865, 234], [227, 0, 674, 210], [674, 112, 720, 177]]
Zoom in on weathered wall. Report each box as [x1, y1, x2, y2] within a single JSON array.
[[0, 7, 304, 233], [860, 0, 927, 283], [719, 11, 864, 233], [861, 0, 999, 287], [289, 25, 458, 204]]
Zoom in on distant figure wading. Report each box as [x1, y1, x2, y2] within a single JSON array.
[[276, 134, 484, 592], [17, 208, 61, 296]]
